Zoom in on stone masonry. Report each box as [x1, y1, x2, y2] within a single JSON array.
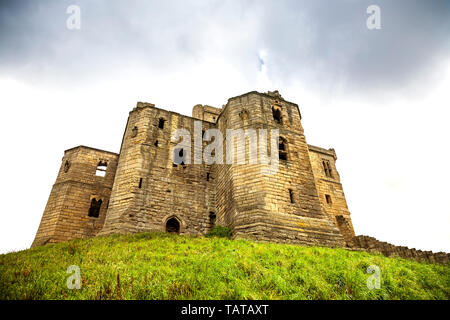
[[31, 90, 448, 263]]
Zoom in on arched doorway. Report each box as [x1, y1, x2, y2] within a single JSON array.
[[166, 217, 180, 234]]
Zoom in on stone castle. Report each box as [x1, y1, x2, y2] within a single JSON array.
[[31, 90, 449, 263]]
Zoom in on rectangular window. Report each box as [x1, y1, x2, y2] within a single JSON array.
[[88, 198, 102, 218], [158, 118, 165, 129], [95, 161, 107, 177], [322, 160, 333, 178], [279, 138, 288, 161], [325, 194, 332, 205]]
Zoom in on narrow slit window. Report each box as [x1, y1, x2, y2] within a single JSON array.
[[138, 178, 143, 189], [206, 173, 210, 181], [154, 140, 159, 147], [158, 118, 165, 129], [289, 189, 295, 203], [95, 161, 107, 177]]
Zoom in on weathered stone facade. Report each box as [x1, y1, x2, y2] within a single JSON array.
[[33, 90, 352, 248], [32, 146, 118, 247], [34, 90, 447, 263]]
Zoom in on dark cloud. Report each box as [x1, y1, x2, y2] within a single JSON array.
[[0, 0, 449, 94], [257, 0, 450, 94]]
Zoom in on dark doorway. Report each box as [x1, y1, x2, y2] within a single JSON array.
[[209, 211, 216, 228], [166, 217, 180, 234]]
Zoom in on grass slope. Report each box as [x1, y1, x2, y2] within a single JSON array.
[[0, 232, 448, 300]]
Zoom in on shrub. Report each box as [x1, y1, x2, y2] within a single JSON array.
[[206, 226, 232, 238]]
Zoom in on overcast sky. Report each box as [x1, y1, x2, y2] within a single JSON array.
[[0, 0, 449, 254]]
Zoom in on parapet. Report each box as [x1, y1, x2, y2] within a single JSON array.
[[308, 144, 337, 160], [192, 104, 222, 123]]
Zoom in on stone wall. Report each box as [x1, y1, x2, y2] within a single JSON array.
[[192, 104, 222, 123], [214, 91, 346, 247], [32, 146, 118, 247], [308, 145, 355, 244], [32, 90, 356, 249], [351, 235, 450, 264], [98, 103, 216, 237]]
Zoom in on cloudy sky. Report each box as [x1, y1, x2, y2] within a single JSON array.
[[0, 0, 449, 254]]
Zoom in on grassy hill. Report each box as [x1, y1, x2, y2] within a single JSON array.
[[0, 232, 448, 300]]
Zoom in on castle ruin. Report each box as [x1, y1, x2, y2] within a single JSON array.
[[31, 90, 449, 263], [33, 90, 354, 247]]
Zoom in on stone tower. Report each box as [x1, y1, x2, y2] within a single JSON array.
[[98, 102, 219, 236], [32, 146, 118, 247], [213, 91, 345, 246]]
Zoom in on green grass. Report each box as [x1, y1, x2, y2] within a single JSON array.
[[0, 232, 448, 300]]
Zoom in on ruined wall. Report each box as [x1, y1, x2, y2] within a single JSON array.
[[99, 103, 216, 236], [32, 146, 118, 247], [192, 104, 221, 123], [351, 235, 450, 264], [215, 91, 345, 247], [308, 145, 355, 245], [33, 91, 356, 250]]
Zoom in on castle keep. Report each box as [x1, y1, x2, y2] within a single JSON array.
[[33, 90, 355, 248]]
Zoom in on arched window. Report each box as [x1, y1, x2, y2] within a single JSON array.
[[272, 106, 282, 124], [289, 189, 295, 203], [131, 126, 138, 138], [95, 161, 107, 177], [88, 198, 102, 218], [239, 110, 249, 124], [279, 137, 288, 161], [166, 217, 180, 234]]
